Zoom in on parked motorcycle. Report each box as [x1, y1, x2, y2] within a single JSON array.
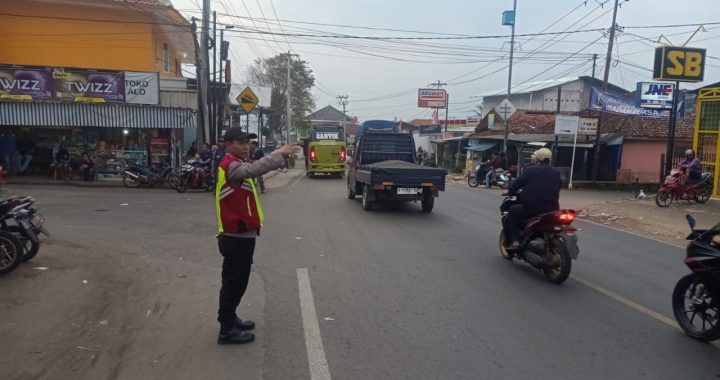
[[656, 169, 713, 207], [0, 196, 48, 262], [175, 160, 213, 193], [122, 161, 175, 188], [498, 194, 580, 284], [672, 215, 720, 342]]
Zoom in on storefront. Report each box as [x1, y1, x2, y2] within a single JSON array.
[[0, 101, 195, 179]]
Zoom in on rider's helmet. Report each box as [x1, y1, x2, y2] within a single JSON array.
[[534, 148, 552, 164], [685, 149, 695, 158]]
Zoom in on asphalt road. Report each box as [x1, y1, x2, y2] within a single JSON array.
[[1, 172, 719, 380]]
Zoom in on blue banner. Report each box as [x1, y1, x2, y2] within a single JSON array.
[[589, 88, 670, 118]]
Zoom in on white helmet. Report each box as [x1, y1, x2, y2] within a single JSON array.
[[534, 148, 552, 163], [685, 149, 695, 156]]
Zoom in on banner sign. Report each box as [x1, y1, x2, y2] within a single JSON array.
[[0, 67, 53, 101], [589, 88, 669, 118], [125, 72, 159, 105], [418, 88, 447, 108], [653, 46, 706, 82], [418, 124, 442, 135], [635, 82, 674, 109], [0, 66, 159, 105], [53, 68, 125, 103]]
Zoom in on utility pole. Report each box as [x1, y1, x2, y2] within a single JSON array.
[[191, 18, 206, 151], [428, 81, 448, 131], [337, 95, 349, 115], [286, 51, 292, 145], [591, 53, 598, 79], [553, 85, 561, 166], [209, 11, 217, 144], [282, 51, 300, 144], [503, 0, 517, 153], [198, 0, 212, 147], [592, 0, 619, 181]]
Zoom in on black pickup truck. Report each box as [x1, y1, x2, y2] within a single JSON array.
[[346, 120, 447, 212]]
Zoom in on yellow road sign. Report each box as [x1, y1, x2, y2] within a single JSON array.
[[237, 87, 259, 113]]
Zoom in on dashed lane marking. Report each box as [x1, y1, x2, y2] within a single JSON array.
[[297, 268, 332, 380]]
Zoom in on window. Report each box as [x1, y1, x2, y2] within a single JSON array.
[[163, 43, 169, 72]]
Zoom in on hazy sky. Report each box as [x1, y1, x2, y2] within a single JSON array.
[[172, 0, 720, 121]]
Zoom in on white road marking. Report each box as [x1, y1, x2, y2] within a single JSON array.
[[576, 218, 685, 249], [297, 268, 332, 380], [573, 275, 679, 329]]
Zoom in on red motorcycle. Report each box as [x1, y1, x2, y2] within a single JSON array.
[[656, 168, 713, 207]]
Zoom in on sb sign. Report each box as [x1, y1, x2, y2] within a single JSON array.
[[653, 46, 706, 82]]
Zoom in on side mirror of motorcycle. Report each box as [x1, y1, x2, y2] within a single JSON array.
[[686, 214, 696, 231]]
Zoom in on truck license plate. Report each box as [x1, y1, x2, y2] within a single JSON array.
[[396, 188, 421, 195]]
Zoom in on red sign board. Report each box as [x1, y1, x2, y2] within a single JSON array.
[[418, 88, 447, 108]]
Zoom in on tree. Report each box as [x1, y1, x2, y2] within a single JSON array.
[[247, 54, 315, 141]]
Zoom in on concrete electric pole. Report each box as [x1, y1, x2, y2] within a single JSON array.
[[198, 0, 211, 148], [503, 0, 517, 153], [337, 95, 349, 115]]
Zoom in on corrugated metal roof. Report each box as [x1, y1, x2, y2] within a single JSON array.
[[0, 101, 195, 129]]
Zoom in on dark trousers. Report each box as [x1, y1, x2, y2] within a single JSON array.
[[508, 204, 533, 243], [217, 235, 256, 330]]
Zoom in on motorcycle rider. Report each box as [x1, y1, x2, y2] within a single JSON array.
[[678, 149, 701, 184], [502, 148, 561, 250], [483, 151, 501, 188]]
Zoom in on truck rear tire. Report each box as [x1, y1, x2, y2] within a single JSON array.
[[362, 185, 373, 211], [421, 194, 434, 212]]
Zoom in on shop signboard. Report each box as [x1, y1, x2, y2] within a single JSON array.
[[554, 115, 579, 135], [653, 46, 706, 82], [125, 72, 159, 105], [418, 124, 442, 135], [0, 66, 53, 101], [635, 82, 675, 109], [578, 117, 598, 135], [53, 68, 125, 103], [418, 88, 447, 108]]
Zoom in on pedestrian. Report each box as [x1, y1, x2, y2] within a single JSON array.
[[212, 139, 226, 180], [15, 133, 36, 175], [484, 151, 501, 188], [0, 130, 17, 175], [215, 127, 299, 344]]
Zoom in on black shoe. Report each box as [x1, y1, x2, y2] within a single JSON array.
[[218, 327, 255, 345], [234, 318, 256, 331]]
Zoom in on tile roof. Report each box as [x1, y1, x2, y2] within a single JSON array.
[[308, 105, 352, 122], [470, 109, 695, 140]]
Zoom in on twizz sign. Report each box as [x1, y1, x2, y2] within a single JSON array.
[[653, 46, 706, 82]]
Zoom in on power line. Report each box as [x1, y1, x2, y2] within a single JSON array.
[[0, 12, 189, 28], [268, 0, 293, 51], [255, 0, 285, 51]]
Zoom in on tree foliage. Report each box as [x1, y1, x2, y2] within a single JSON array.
[[247, 54, 315, 140]]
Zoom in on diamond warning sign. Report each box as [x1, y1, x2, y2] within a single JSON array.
[[237, 87, 258, 113]]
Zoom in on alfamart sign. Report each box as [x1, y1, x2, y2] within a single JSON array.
[[0, 65, 159, 105]]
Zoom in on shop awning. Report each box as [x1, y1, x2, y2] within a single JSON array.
[[464, 142, 499, 152], [0, 101, 196, 129]]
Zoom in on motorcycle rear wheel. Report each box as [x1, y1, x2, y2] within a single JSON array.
[[6, 225, 39, 262], [543, 238, 572, 284], [166, 173, 179, 190], [0, 230, 24, 275], [655, 190, 673, 207], [468, 176, 480, 188], [695, 188, 711, 204], [672, 274, 720, 342], [122, 173, 141, 188]]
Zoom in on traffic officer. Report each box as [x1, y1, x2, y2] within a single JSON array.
[[215, 127, 299, 344]]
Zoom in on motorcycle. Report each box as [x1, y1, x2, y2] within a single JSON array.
[[122, 161, 175, 188], [175, 160, 213, 193], [0, 228, 25, 275], [498, 194, 580, 284], [0, 196, 48, 262], [468, 165, 513, 189], [672, 215, 720, 342], [656, 168, 713, 207]]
